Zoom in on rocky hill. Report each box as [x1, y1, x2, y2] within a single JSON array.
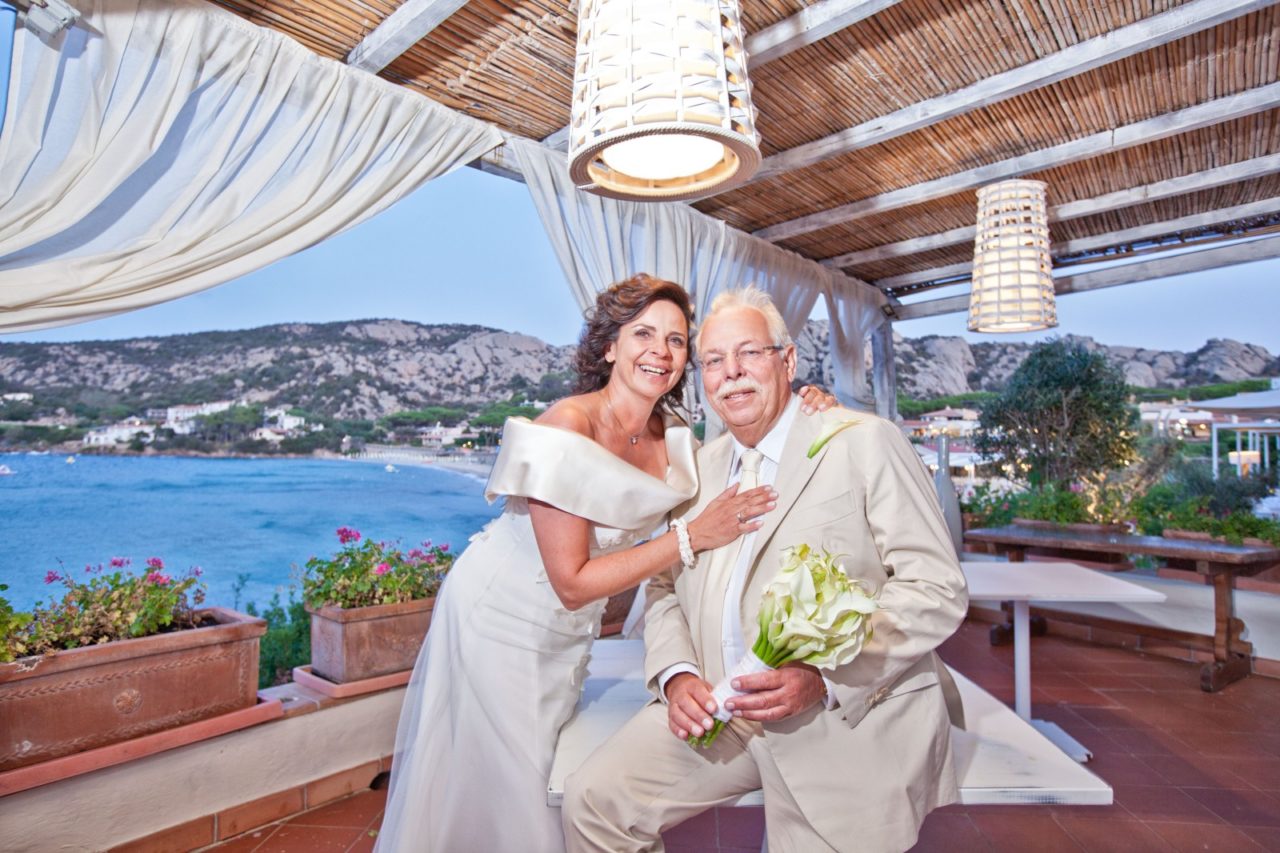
[[795, 321, 1279, 400], [1, 319, 1276, 420], [0, 320, 576, 420]]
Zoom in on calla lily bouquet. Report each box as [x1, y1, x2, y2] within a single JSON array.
[[692, 544, 879, 747]]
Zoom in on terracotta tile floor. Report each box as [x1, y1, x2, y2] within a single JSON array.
[[205, 620, 1280, 852]]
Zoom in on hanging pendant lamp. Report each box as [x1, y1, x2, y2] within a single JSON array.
[[968, 179, 1058, 333], [568, 0, 761, 201]]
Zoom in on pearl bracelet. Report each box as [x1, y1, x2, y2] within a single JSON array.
[[671, 518, 696, 570]]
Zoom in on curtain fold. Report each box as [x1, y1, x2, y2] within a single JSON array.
[[823, 282, 887, 411], [0, 0, 503, 332], [512, 139, 888, 425]]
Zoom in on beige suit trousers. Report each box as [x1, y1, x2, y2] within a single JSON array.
[[562, 702, 840, 853]]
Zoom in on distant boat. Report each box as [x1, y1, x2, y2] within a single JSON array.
[[66, 456, 76, 464], [26, 450, 49, 456], [0, 464, 12, 476], [385, 464, 398, 473]]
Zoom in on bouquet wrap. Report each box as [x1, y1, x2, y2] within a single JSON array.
[[708, 649, 773, 723]]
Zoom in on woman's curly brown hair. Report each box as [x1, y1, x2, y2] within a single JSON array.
[[573, 273, 694, 412]]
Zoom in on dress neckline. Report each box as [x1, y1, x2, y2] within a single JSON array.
[[507, 415, 682, 486]]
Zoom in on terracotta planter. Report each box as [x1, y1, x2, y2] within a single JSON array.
[[1162, 528, 1273, 548], [1012, 518, 1130, 535], [0, 607, 265, 772], [306, 596, 434, 684]]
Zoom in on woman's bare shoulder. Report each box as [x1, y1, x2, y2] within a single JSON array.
[[535, 395, 597, 438]]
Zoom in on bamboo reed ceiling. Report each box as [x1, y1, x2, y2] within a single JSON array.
[[209, 0, 1280, 301]]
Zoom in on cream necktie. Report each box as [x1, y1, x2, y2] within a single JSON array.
[[739, 448, 763, 493]]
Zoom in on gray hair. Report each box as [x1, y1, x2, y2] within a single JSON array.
[[696, 286, 793, 352]]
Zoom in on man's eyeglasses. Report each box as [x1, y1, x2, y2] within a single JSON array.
[[698, 344, 785, 372]]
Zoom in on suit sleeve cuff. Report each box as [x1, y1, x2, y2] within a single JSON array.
[[657, 663, 700, 704]]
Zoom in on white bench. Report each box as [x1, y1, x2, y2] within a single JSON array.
[[547, 640, 1111, 808]]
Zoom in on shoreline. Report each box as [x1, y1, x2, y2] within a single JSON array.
[[347, 453, 494, 485], [0, 447, 498, 484]]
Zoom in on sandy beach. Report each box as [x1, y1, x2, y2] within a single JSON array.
[[347, 447, 496, 485]]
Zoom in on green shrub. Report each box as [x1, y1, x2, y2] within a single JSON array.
[[245, 593, 311, 689], [0, 585, 32, 664], [1010, 484, 1092, 525], [1132, 481, 1280, 546], [959, 482, 1018, 528]]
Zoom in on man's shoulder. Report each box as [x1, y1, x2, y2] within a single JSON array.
[[810, 408, 905, 458], [695, 430, 734, 463]]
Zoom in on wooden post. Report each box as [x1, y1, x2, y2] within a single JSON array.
[[871, 322, 898, 421]]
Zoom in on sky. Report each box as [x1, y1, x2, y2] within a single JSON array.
[[4, 166, 1278, 354]]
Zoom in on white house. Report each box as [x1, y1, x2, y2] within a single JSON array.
[[265, 406, 306, 431], [83, 419, 156, 447]]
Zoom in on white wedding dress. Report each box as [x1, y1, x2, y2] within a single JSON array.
[[376, 415, 697, 852]]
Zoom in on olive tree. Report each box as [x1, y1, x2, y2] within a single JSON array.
[[976, 339, 1138, 486]]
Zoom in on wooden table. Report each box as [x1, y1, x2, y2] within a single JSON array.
[[963, 561, 1165, 761], [547, 640, 1112, 808], [965, 525, 1280, 691]]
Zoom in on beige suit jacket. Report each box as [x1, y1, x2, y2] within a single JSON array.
[[644, 407, 969, 851]]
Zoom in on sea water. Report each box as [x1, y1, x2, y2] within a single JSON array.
[[0, 453, 500, 612]]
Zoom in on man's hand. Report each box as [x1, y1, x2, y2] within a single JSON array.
[[723, 663, 825, 722], [665, 672, 718, 740]]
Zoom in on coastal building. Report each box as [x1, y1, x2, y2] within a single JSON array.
[[249, 427, 287, 444], [264, 406, 306, 431], [1, 392, 33, 403], [82, 419, 156, 447], [417, 421, 467, 450], [162, 400, 236, 434], [1138, 402, 1218, 439]]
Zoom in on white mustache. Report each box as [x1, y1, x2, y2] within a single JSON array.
[[715, 377, 763, 402]]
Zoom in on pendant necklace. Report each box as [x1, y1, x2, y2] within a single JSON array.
[[603, 392, 642, 445]]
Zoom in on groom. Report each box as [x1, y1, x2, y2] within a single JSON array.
[[562, 288, 969, 852]]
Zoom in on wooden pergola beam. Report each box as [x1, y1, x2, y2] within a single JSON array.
[[748, 0, 902, 65], [541, 0, 904, 151], [749, 0, 1271, 185], [346, 0, 472, 72], [872, 197, 1280, 291], [893, 236, 1280, 320], [825, 153, 1280, 269], [755, 82, 1280, 243]]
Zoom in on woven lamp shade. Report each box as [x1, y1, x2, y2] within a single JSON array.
[[968, 179, 1057, 333], [568, 0, 760, 201]]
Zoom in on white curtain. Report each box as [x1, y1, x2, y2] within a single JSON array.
[[512, 138, 887, 424], [824, 281, 887, 411], [0, 0, 503, 333]]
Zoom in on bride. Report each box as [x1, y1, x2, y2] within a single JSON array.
[[376, 275, 830, 852]]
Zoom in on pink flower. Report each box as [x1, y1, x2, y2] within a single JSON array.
[[337, 527, 361, 544], [373, 563, 391, 576], [109, 557, 128, 568], [44, 570, 62, 584], [439, 544, 450, 553], [421, 539, 433, 549], [425, 554, 437, 566], [146, 571, 172, 585], [191, 566, 204, 577], [146, 557, 164, 569], [407, 548, 425, 560]]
